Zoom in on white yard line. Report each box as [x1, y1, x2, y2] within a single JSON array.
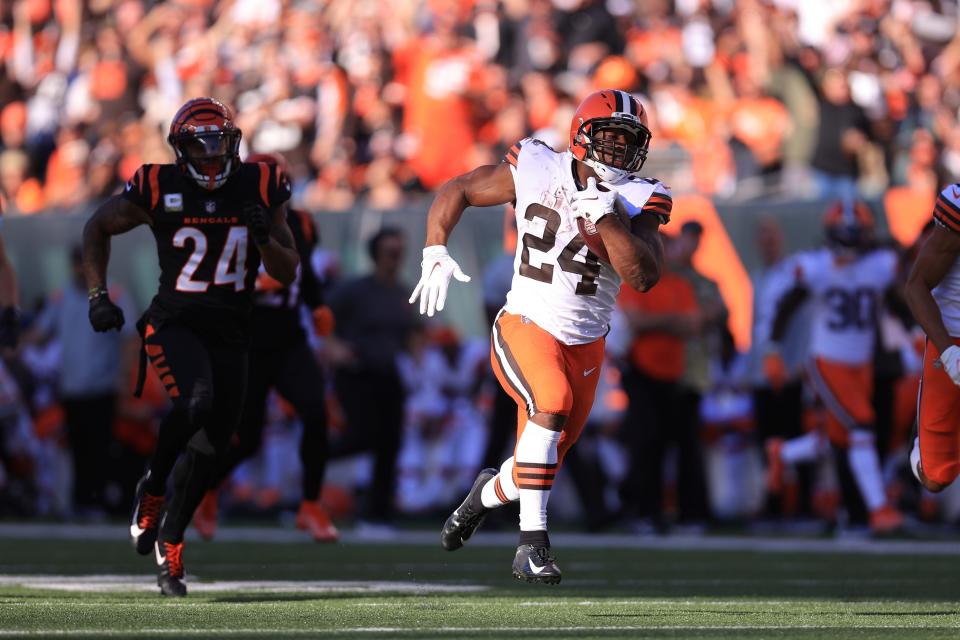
[[0, 575, 487, 594]]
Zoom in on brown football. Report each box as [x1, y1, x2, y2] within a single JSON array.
[[576, 197, 629, 265]]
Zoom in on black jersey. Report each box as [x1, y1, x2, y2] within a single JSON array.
[[122, 162, 291, 337], [250, 209, 323, 349]]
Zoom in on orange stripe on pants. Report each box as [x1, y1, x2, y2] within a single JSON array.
[[918, 338, 960, 487], [489, 311, 604, 488]]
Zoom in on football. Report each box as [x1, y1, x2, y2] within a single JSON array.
[[576, 196, 629, 264]]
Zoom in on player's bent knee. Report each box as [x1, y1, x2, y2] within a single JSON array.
[[923, 464, 958, 493], [187, 379, 214, 428], [531, 411, 566, 431]]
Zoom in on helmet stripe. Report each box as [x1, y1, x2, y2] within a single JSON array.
[[613, 90, 624, 114], [619, 90, 634, 116]]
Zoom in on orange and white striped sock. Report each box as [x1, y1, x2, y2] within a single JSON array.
[[515, 421, 561, 532], [480, 457, 519, 509]]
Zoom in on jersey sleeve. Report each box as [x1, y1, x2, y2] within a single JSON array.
[[614, 178, 672, 224], [934, 184, 960, 233], [792, 250, 828, 293], [640, 182, 672, 225], [119, 164, 161, 214], [256, 162, 292, 209]]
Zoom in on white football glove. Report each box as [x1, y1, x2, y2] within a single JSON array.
[[570, 176, 617, 225], [937, 345, 960, 386], [408, 245, 471, 317]]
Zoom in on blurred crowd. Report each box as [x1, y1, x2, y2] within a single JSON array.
[[1, 0, 960, 217]]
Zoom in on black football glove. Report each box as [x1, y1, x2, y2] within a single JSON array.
[[0, 306, 20, 348], [245, 202, 271, 246], [88, 289, 125, 332]]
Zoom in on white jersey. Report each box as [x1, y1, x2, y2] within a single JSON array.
[[794, 247, 897, 365], [932, 184, 960, 336], [502, 138, 670, 345]]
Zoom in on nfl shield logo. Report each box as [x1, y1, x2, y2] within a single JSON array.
[[204, 200, 216, 213]]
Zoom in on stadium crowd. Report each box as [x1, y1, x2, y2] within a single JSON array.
[[0, 0, 959, 216], [1, 0, 960, 537]]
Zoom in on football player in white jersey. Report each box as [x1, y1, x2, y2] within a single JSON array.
[[905, 183, 960, 493], [765, 201, 904, 533], [409, 89, 669, 583]]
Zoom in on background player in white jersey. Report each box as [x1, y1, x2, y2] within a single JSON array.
[[409, 90, 669, 583], [766, 201, 904, 532], [905, 183, 960, 493]]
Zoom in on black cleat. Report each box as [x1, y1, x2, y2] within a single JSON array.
[[130, 473, 165, 556], [155, 540, 187, 597], [441, 468, 497, 551], [512, 544, 562, 584]]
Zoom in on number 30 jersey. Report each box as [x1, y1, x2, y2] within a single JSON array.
[[793, 247, 897, 365], [502, 138, 671, 345], [121, 162, 291, 328]]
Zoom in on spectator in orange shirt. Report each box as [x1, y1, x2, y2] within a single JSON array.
[[616, 234, 704, 531], [399, 9, 485, 190]]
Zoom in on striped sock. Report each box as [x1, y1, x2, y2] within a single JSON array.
[[480, 457, 519, 509], [515, 421, 561, 532]]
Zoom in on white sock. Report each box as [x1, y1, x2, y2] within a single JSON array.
[[480, 457, 519, 509], [781, 432, 824, 465], [515, 421, 561, 532], [910, 436, 923, 484], [847, 430, 888, 511]]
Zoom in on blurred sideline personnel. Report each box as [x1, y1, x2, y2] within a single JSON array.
[[410, 90, 669, 583], [0, 193, 18, 347], [82, 98, 299, 596], [906, 183, 960, 493], [193, 152, 337, 543], [766, 201, 903, 532]]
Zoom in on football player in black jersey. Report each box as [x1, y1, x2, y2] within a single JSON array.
[[192, 152, 337, 543], [81, 98, 299, 596]]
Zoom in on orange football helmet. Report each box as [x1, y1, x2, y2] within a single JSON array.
[[823, 200, 875, 249], [569, 89, 652, 183], [168, 97, 242, 190]]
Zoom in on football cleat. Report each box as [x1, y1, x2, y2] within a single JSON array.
[[130, 473, 166, 556], [440, 468, 497, 551], [156, 540, 187, 597], [192, 490, 218, 541], [512, 544, 562, 584], [869, 505, 905, 535], [296, 500, 339, 543]]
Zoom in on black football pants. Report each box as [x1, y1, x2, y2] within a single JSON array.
[[211, 340, 329, 501], [139, 322, 248, 544]]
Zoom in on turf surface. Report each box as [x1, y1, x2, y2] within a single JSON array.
[[1, 531, 959, 638]]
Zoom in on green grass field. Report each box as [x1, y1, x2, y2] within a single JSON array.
[[1, 527, 959, 639]]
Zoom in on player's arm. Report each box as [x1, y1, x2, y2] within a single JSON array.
[[905, 224, 960, 356], [251, 204, 299, 286], [600, 212, 663, 292], [424, 163, 516, 246], [411, 162, 516, 317], [82, 196, 152, 332]]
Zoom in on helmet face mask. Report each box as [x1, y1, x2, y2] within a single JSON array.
[[167, 98, 242, 191]]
